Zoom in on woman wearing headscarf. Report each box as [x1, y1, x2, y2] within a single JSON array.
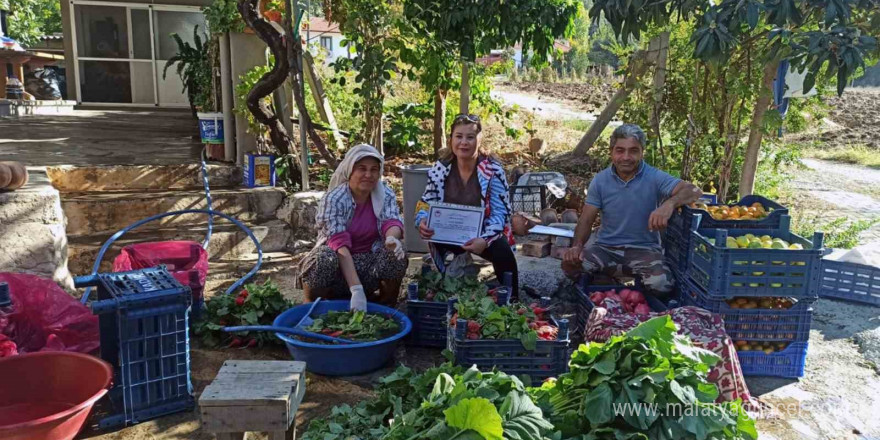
[[298, 144, 407, 311], [415, 114, 519, 299]]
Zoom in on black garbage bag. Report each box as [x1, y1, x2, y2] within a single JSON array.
[[24, 68, 62, 100]]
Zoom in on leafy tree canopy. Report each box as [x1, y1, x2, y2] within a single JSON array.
[[589, 0, 880, 95], [403, 0, 582, 64], [5, 0, 62, 47]]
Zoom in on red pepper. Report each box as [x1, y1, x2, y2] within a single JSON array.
[[533, 306, 548, 316], [239, 289, 249, 298], [235, 296, 245, 306]]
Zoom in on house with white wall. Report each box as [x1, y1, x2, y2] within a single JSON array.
[[303, 17, 348, 64]]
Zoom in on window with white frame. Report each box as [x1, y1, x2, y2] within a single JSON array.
[[320, 36, 332, 52]]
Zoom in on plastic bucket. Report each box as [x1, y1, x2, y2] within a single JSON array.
[[272, 300, 411, 376], [197, 112, 224, 144], [0, 352, 113, 440], [401, 164, 431, 253]]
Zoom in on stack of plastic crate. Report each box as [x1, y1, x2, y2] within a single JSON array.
[[663, 195, 788, 280], [75, 266, 194, 428], [682, 215, 824, 378]]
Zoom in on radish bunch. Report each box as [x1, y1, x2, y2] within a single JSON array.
[[589, 288, 652, 315]]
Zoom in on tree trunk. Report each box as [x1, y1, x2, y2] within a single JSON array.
[[282, 0, 338, 168], [739, 61, 779, 198], [681, 63, 702, 180], [573, 50, 652, 155], [717, 98, 742, 202], [303, 50, 346, 153], [460, 62, 470, 114], [238, 0, 293, 158], [433, 88, 447, 157], [648, 32, 669, 169]]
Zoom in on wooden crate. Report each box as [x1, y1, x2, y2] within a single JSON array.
[[199, 360, 306, 440]]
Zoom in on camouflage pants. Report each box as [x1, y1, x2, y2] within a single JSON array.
[[579, 244, 675, 294]]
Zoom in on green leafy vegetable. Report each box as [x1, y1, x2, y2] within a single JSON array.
[[302, 364, 554, 440], [444, 397, 504, 440], [531, 316, 757, 440], [304, 310, 399, 342], [417, 270, 488, 302], [451, 296, 559, 348], [194, 280, 293, 348]]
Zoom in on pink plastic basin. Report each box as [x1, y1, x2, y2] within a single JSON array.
[[0, 351, 113, 440]]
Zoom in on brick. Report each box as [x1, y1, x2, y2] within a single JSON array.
[[550, 245, 571, 260], [521, 241, 551, 258], [555, 236, 572, 247]]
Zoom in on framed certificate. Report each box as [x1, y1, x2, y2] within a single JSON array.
[[427, 203, 485, 246]]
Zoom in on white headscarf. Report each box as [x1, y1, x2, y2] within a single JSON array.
[[328, 144, 386, 217]]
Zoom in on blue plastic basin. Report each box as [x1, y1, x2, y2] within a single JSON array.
[[272, 301, 412, 376]]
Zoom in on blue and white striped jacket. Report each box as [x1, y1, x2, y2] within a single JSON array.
[[414, 156, 513, 245]]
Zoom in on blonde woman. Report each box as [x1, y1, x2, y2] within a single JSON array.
[[414, 114, 518, 299]]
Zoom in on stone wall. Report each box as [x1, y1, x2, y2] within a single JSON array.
[[0, 168, 73, 290], [276, 191, 324, 250]]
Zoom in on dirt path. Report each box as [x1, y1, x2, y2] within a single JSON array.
[[788, 158, 880, 243], [491, 89, 600, 121]]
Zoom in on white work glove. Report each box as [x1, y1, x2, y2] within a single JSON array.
[[349, 285, 367, 311], [385, 236, 406, 260]]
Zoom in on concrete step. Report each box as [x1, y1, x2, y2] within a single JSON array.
[[62, 186, 287, 236], [67, 219, 291, 276], [47, 164, 242, 192]]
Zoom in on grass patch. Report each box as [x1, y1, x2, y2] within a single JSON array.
[[803, 145, 880, 169], [791, 214, 879, 249], [561, 119, 593, 132]]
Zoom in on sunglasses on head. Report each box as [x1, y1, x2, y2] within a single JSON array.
[[453, 114, 481, 123]]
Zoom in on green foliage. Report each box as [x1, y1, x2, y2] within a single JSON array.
[[385, 102, 433, 156], [404, 0, 581, 65], [304, 310, 400, 342], [792, 215, 879, 250], [202, 0, 245, 34], [589, 0, 880, 97], [163, 27, 215, 111], [532, 316, 758, 439], [327, 0, 399, 141], [5, 0, 62, 47], [194, 280, 294, 348], [234, 59, 273, 137]]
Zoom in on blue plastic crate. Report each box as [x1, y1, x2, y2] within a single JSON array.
[[446, 298, 569, 383], [663, 216, 699, 278], [818, 259, 880, 306], [737, 342, 808, 378], [405, 300, 448, 347], [681, 280, 813, 343], [676, 194, 788, 231], [74, 266, 194, 429], [404, 278, 512, 347], [688, 216, 825, 299]]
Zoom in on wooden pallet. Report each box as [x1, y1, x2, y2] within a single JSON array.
[[199, 360, 306, 440]]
